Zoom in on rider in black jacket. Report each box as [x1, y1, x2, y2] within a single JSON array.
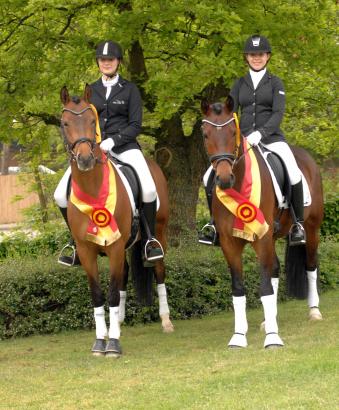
[[199, 35, 306, 246], [55, 40, 163, 265]]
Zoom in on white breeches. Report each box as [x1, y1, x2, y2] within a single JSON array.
[[53, 149, 157, 208], [263, 141, 302, 185], [54, 166, 71, 208], [202, 142, 302, 187], [112, 149, 156, 203]]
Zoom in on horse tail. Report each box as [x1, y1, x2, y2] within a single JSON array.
[[130, 240, 154, 306], [284, 239, 308, 299]]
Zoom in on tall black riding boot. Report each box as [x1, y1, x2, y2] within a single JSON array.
[[198, 171, 219, 246], [289, 180, 306, 246], [58, 207, 81, 266], [141, 200, 164, 263]]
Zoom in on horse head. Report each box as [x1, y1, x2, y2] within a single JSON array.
[[201, 95, 239, 189], [60, 84, 100, 171]]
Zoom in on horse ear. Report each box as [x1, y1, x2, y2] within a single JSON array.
[[201, 98, 210, 115], [225, 94, 234, 113], [60, 86, 70, 105], [84, 83, 92, 102]]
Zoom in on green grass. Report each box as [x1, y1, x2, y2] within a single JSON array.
[[0, 290, 338, 410]]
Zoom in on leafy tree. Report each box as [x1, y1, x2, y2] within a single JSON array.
[[0, 0, 337, 242]]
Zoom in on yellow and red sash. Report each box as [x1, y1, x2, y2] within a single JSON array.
[[70, 105, 121, 246], [216, 140, 269, 241]]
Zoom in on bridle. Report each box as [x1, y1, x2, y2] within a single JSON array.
[[61, 105, 104, 164], [202, 113, 241, 168]]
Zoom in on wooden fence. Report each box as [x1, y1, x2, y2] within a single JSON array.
[[0, 175, 39, 224]]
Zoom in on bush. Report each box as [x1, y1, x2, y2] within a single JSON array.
[[321, 199, 339, 237]]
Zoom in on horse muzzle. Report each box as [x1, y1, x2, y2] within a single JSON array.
[[76, 152, 96, 172], [216, 173, 235, 190]]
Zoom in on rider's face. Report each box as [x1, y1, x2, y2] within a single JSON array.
[[245, 52, 270, 71], [98, 57, 119, 77]]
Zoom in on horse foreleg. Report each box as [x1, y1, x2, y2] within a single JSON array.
[[223, 244, 248, 348], [77, 246, 107, 356], [154, 260, 174, 333], [105, 243, 126, 357]]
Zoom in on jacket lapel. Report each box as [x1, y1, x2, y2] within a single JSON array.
[[256, 71, 271, 91], [243, 72, 254, 90], [107, 77, 126, 101]]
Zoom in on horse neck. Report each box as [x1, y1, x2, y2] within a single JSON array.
[[71, 161, 104, 198]]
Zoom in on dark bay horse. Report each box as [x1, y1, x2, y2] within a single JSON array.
[[201, 97, 323, 348], [60, 85, 174, 357]]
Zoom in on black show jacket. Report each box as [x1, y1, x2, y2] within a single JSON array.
[[90, 76, 142, 154], [230, 71, 286, 144]]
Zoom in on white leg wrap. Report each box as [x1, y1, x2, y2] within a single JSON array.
[[271, 278, 279, 298], [261, 294, 278, 334], [307, 269, 319, 308], [157, 284, 170, 316], [94, 306, 108, 339], [261, 294, 284, 347], [109, 306, 120, 339], [228, 296, 248, 348], [118, 291, 127, 323]]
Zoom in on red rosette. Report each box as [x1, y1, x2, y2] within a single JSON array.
[[92, 207, 112, 227], [236, 202, 257, 223]]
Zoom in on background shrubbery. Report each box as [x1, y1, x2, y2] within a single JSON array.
[[0, 237, 337, 339]]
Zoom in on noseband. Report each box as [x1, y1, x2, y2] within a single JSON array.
[[61, 106, 102, 163]]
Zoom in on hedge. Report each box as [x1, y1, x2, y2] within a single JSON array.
[[0, 240, 337, 339]]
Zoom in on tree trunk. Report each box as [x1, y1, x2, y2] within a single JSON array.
[[155, 114, 208, 246], [0, 143, 10, 175], [33, 168, 48, 223]]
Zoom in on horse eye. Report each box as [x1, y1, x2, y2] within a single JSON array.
[[62, 122, 68, 127]]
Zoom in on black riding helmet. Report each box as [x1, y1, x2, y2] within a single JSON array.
[[243, 35, 271, 54], [95, 40, 123, 61]]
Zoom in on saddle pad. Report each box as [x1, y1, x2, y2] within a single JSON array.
[[258, 147, 312, 209]]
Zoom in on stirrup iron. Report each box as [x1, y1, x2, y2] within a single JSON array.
[[198, 223, 217, 245], [144, 238, 164, 262], [58, 243, 77, 266], [288, 222, 306, 246]]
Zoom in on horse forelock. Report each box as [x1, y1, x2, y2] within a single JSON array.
[[211, 102, 223, 115], [71, 96, 81, 104]]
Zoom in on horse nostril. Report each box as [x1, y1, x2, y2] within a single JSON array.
[[216, 174, 235, 190]]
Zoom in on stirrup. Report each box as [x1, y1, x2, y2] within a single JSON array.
[[289, 222, 306, 246], [198, 223, 217, 245], [144, 238, 164, 262], [58, 243, 79, 266]]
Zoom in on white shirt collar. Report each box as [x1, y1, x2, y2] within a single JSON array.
[[249, 68, 266, 89]]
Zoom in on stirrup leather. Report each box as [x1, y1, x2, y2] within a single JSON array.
[[58, 243, 77, 266], [289, 222, 306, 245], [198, 223, 217, 245], [144, 238, 164, 262]]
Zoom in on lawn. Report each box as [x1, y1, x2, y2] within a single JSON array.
[[0, 290, 338, 410]]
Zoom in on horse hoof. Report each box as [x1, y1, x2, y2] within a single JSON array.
[[228, 333, 248, 348], [161, 314, 174, 333], [309, 307, 323, 321], [91, 339, 106, 356], [264, 333, 284, 348], [105, 338, 122, 358]]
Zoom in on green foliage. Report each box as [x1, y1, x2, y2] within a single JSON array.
[[321, 200, 339, 238]]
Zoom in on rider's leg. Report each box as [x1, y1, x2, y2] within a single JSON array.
[[198, 165, 218, 245], [114, 149, 163, 261], [54, 167, 80, 266], [263, 141, 306, 245]]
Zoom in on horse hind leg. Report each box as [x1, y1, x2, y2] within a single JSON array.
[[154, 260, 174, 333], [305, 225, 322, 321]]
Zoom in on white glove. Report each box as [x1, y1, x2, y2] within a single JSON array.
[[246, 131, 262, 147], [100, 138, 115, 152]]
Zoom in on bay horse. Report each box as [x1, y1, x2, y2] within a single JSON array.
[[201, 96, 323, 348], [60, 84, 174, 357]]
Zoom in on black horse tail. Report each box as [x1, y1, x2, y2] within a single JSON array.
[[130, 240, 154, 306], [285, 238, 308, 299]]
